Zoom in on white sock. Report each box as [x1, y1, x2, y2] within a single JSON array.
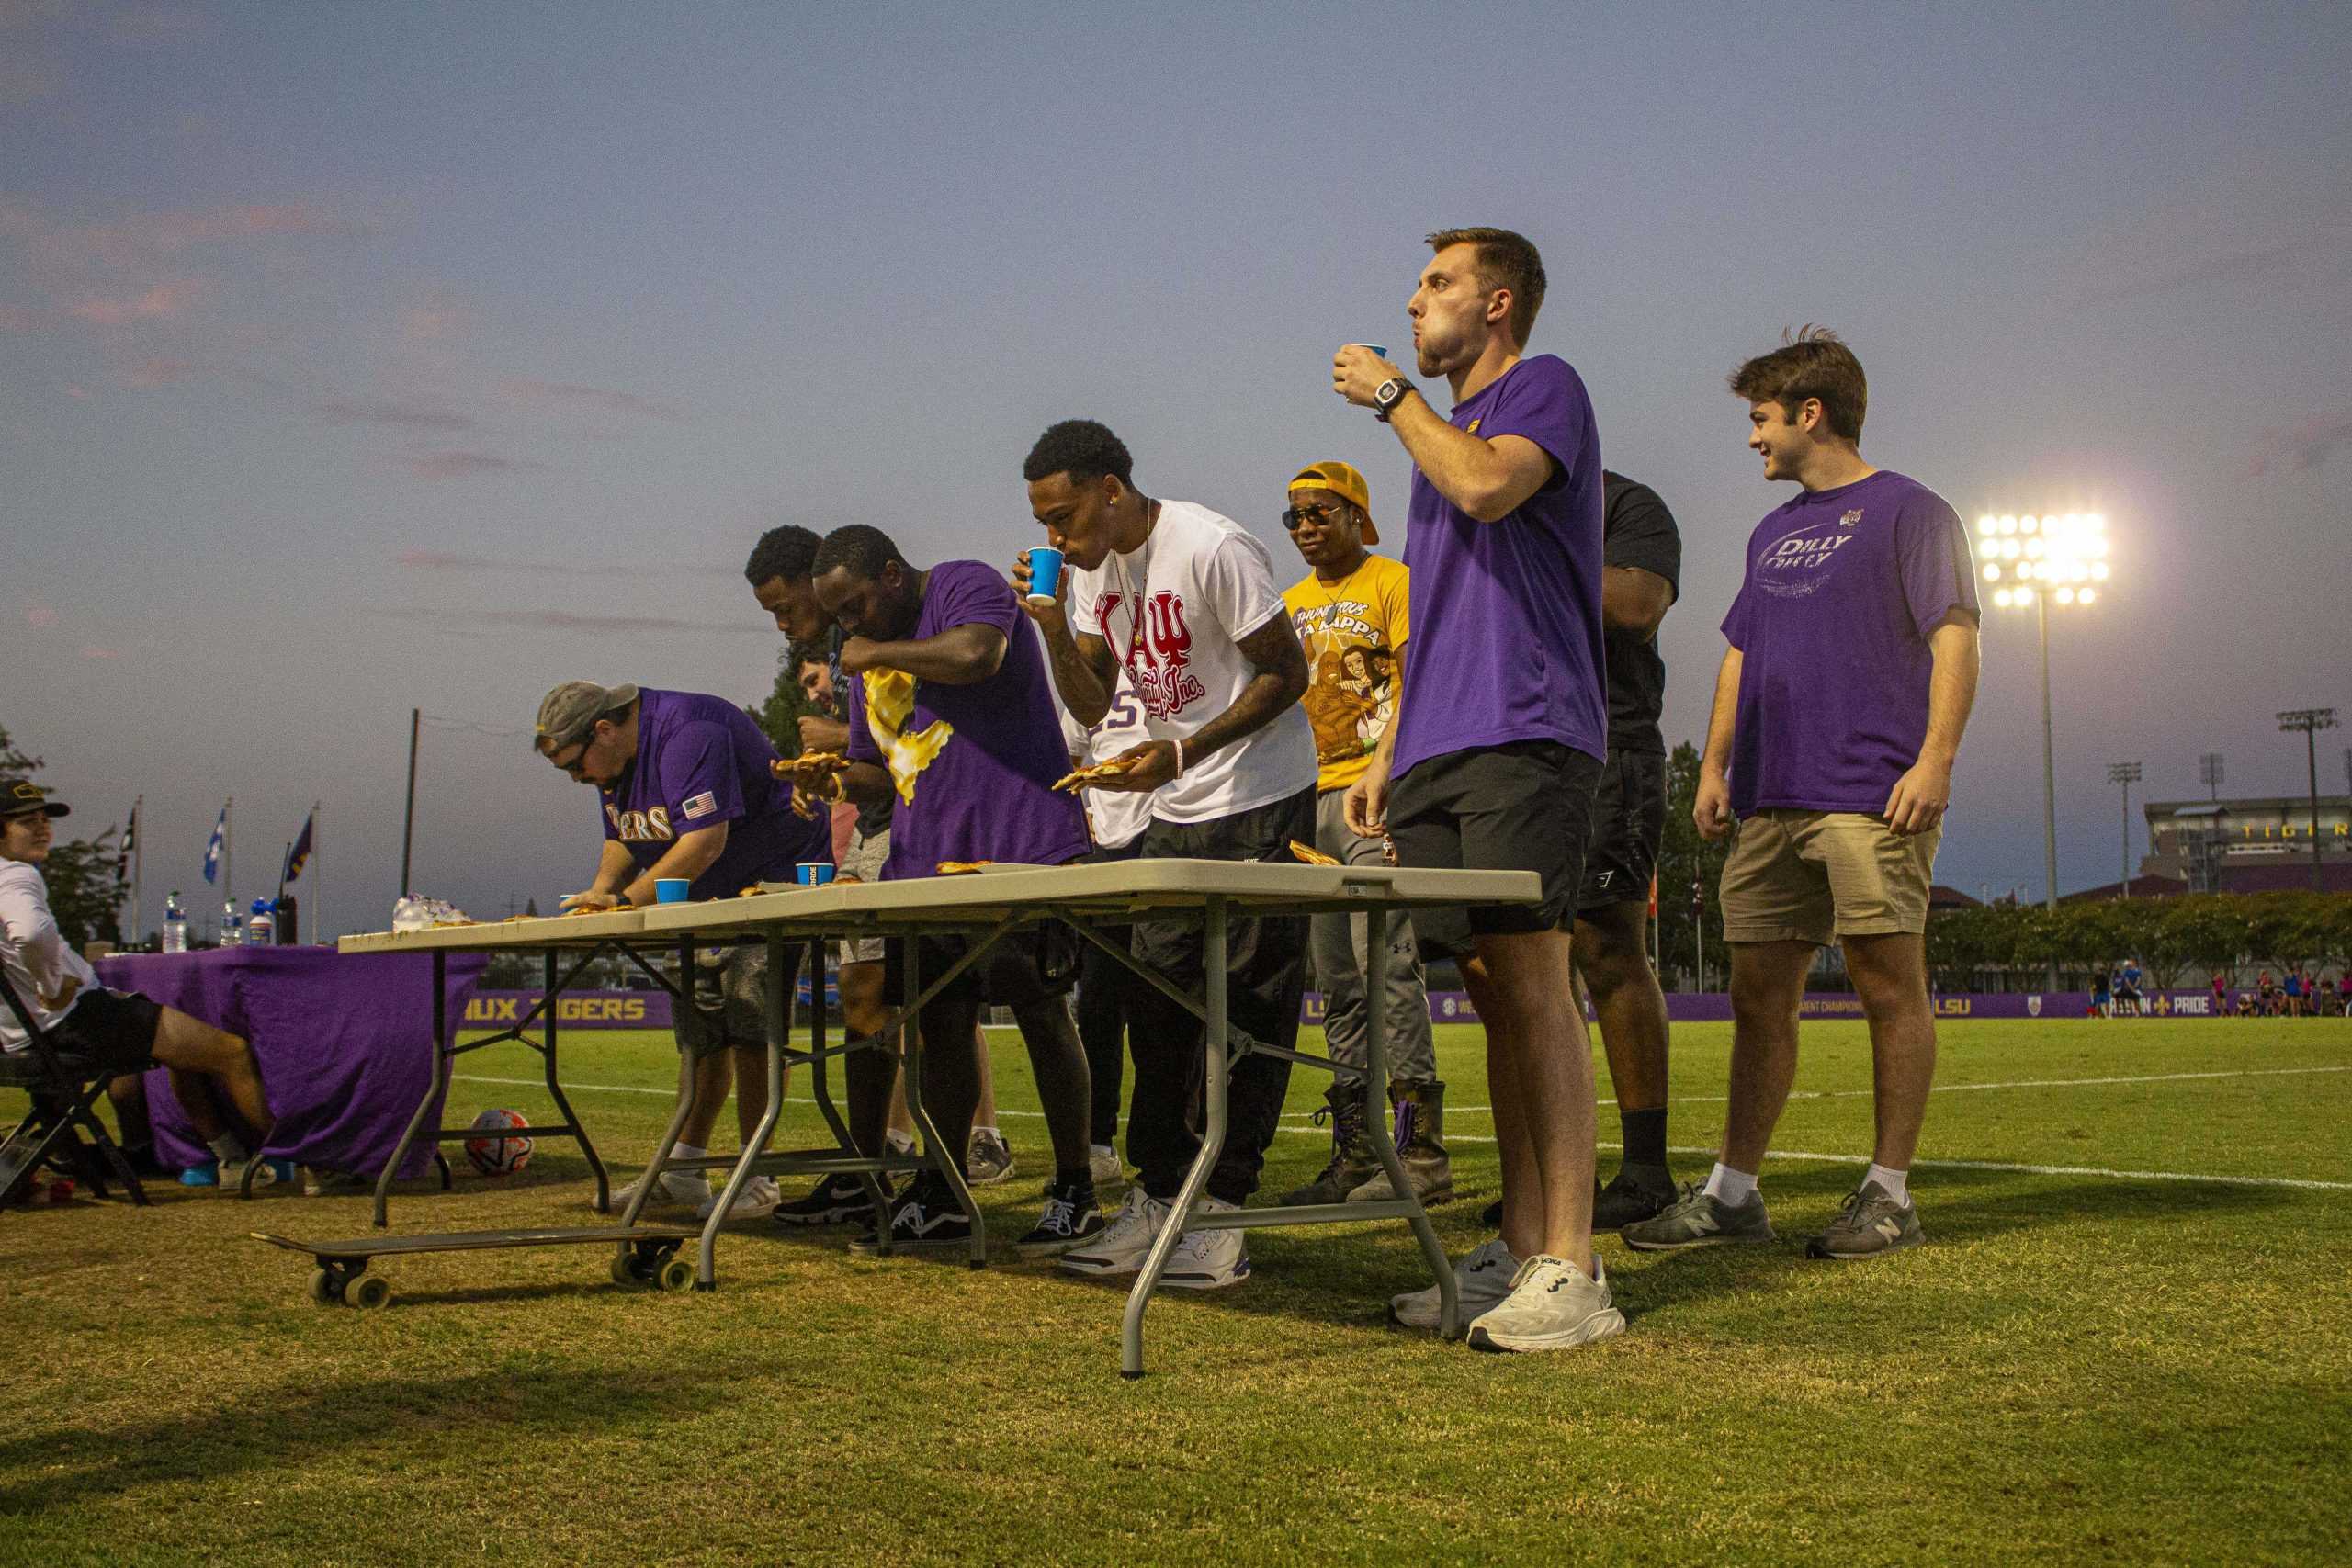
[[1702, 1163, 1758, 1205], [1863, 1163, 1910, 1204], [974, 1123, 1001, 1138], [206, 1133, 247, 1165], [887, 1130, 916, 1155], [671, 1143, 705, 1170], [1091, 1143, 1115, 1159]]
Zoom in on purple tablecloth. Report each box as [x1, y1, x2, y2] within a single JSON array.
[[95, 948, 486, 1179]]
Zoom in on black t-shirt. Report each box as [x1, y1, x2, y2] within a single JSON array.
[[1600, 471, 1682, 755]]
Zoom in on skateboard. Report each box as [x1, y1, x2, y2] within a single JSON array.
[[252, 1224, 704, 1308]]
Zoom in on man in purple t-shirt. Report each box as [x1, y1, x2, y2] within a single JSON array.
[[1625, 328, 1981, 1263], [789, 525, 1102, 1259], [533, 679, 829, 1219], [1332, 226, 1623, 1356]]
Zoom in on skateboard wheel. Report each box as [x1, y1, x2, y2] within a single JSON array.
[[310, 1267, 342, 1306], [610, 1254, 643, 1286], [348, 1275, 392, 1310], [656, 1258, 695, 1292]]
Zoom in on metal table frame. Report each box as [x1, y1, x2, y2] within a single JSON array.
[[328, 861, 1535, 1371]]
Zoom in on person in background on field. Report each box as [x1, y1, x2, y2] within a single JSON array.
[[2210, 970, 2227, 1016], [1273, 459, 1443, 1210], [2, 778, 288, 1190], [1334, 227, 1624, 1353], [534, 679, 830, 1219], [1624, 327, 1980, 1263], [2119, 957, 2143, 1017], [2092, 971, 2111, 1019]]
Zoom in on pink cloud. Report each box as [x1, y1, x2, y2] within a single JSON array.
[[0, 304, 42, 332], [81, 646, 122, 660], [318, 397, 474, 433], [401, 449, 546, 480], [2249, 412, 2352, 477], [31, 202, 368, 274], [498, 377, 682, 423], [393, 549, 723, 579], [62, 383, 91, 400], [120, 355, 197, 389], [401, 301, 471, 342], [65, 278, 202, 324], [26, 604, 59, 628]]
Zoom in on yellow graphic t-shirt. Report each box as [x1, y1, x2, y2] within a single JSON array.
[[1283, 554, 1410, 794]]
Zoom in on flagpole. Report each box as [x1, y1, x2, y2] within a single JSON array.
[[130, 795, 143, 952], [224, 795, 233, 917], [311, 801, 322, 945]]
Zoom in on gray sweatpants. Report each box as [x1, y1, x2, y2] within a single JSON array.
[[1311, 786, 1434, 1082]]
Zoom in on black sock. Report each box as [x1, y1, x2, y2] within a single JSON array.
[[1054, 1166, 1093, 1197], [1620, 1107, 1668, 1170]]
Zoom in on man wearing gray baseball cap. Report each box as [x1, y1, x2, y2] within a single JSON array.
[[532, 680, 830, 1218]]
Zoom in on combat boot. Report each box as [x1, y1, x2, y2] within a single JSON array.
[[1347, 1078, 1453, 1204], [1279, 1085, 1377, 1205]]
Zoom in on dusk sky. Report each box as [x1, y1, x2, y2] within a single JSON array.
[[8, 1, 2349, 937]]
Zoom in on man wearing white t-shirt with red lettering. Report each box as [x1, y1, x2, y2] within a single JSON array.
[[1014, 419, 1317, 1290]]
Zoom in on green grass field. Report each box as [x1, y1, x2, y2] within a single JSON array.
[[6, 1018, 2348, 1567]]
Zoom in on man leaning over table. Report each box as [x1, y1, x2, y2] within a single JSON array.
[[531, 679, 831, 1220]]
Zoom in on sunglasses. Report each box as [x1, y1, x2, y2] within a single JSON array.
[[1282, 502, 1346, 531]]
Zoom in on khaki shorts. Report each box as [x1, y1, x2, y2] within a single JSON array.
[[1718, 810, 1939, 946], [834, 825, 889, 968]]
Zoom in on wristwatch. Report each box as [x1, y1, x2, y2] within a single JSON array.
[[1373, 377, 1418, 422]]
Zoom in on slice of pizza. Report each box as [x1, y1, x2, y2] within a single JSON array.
[[1288, 840, 1340, 867], [773, 750, 850, 778], [1052, 754, 1144, 793], [935, 860, 995, 875]]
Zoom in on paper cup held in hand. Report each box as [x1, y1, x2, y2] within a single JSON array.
[[1025, 547, 1065, 606]]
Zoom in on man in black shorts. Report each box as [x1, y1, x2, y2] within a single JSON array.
[[2, 778, 281, 1187]]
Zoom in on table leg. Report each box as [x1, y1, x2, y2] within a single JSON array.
[[1121, 896, 1227, 1379], [542, 948, 610, 1214], [1362, 899, 1456, 1337], [621, 944, 701, 1233], [375, 949, 451, 1229], [693, 933, 791, 1290]]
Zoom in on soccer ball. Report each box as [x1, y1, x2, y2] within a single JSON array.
[[464, 1108, 534, 1176]]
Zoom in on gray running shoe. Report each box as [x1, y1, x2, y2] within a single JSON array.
[[1620, 1181, 1775, 1251], [967, 1128, 1014, 1187], [1807, 1180, 1923, 1259]]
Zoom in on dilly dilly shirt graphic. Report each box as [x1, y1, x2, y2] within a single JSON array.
[[860, 667, 955, 803], [1098, 588, 1208, 721], [1754, 508, 1865, 598]]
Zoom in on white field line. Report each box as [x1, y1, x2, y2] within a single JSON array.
[[448, 1073, 2352, 1191], [1432, 1063, 2352, 1116]]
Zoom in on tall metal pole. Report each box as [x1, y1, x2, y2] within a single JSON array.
[[401, 707, 421, 900], [130, 794, 142, 950], [2106, 762, 2142, 897], [2276, 709, 2338, 895], [2038, 594, 2057, 909], [311, 801, 322, 944], [223, 795, 233, 916]]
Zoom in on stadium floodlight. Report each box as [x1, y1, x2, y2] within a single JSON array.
[[2107, 761, 2143, 897], [2277, 707, 2339, 892], [1981, 508, 2120, 912]]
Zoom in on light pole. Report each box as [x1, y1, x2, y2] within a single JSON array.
[[1980, 510, 2114, 910], [2107, 761, 2142, 896], [2277, 707, 2338, 892], [2200, 751, 2224, 802]]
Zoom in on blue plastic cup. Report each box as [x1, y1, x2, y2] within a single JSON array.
[[1347, 343, 1390, 359], [654, 878, 690, 905], [796, 863, 836, 886], [1025, 547, 1064, 607]]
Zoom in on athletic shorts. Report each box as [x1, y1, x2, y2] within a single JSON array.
[[674, 943, 798, 1057], [1386, 740, 1602, 960], [834, 825, 890, 967], [45, 987, 164, 1075], [1717, 809, 1940, 947], [1577, 746, 1667, 917], [886, 924, 1077, 1016]]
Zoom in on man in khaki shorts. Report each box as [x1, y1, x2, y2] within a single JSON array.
[[1624, 328, 1979, 1260]]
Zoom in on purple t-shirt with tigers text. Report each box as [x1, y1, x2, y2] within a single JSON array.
[[599, 687, 829, 897], [1721, 470, 1979, 818]]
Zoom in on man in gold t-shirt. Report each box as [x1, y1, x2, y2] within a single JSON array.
[[1275, 461, 1445, 1207]]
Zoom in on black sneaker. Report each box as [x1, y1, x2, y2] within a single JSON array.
[[771, 1173, 876, 1228], [1480, 1197, 1503, 1227], [1014, 1179, 1103, 1258], [1593, 1163, 1677, 1230], [848, 1175, 972, 1253]]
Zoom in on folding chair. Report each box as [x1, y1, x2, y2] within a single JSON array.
[[0, 964, 152, 1209]]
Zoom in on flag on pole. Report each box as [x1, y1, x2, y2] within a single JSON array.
[[118, 802, 138, 878], [283, 810, 315, 885], [203, 805, 227, 884]]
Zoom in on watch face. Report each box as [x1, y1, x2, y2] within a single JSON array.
[[1377, 379, 1403, 406]]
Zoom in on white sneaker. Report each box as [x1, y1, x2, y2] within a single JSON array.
[[1089, 1145, 1123, 1189], [605, 1168, 711, 1211], [1389, 1237, 1521, 1331], [1465, 1254, 1627, 1354], [696, 1174, 781, 1220], [1160, 1199, 1249, 1290], [1058, 1186, 1170, 1277]]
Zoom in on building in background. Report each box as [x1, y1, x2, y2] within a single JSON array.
[[2140, 795, 2352, 895]]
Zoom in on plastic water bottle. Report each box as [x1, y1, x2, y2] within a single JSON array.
[[248, 898, 276, 947], [220, 899, 243, 949], [162, 891, 187, 953]]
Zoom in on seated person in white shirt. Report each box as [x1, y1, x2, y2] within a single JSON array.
[[1, 779, 280, 1188]]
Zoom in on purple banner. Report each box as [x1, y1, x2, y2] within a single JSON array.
[[463, 989, 674, 1030]]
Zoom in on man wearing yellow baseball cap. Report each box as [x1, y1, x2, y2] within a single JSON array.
[[1274, 463, 1445, 1209]]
